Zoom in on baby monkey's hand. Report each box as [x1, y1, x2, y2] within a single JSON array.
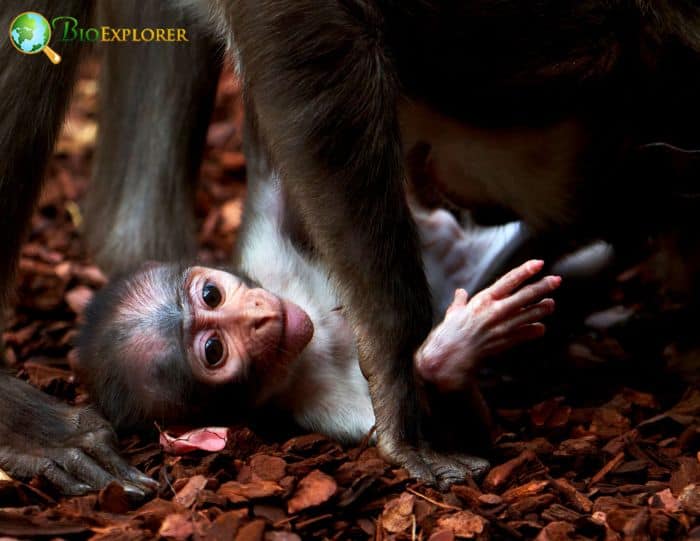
[[415, 260, 560, 392]]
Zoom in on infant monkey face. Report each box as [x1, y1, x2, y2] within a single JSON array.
[[183, 267, 314, 386]]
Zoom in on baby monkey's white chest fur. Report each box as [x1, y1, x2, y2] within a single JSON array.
[[237, 178, 375, 443]]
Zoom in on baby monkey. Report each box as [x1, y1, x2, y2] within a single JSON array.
[[76, 166, 560, 449]]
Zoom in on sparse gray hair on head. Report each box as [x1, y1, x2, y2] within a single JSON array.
[[76, 262, 196, 429]]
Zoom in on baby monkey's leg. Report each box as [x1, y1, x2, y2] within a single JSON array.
[[415, 260, 561, 392]]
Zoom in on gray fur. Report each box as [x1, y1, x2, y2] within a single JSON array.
[[84, 0, 223, 275]]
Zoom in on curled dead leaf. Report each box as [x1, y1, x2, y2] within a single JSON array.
[[160, 427, 229, 454]]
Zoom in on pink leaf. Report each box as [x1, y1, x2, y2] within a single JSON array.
[[160, 427, 229, 454]]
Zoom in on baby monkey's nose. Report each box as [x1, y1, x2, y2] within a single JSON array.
[[245, 288, 283, 337], [241, 289, 285, 362]]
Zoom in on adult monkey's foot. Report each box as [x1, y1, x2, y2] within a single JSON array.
[[379, 437, 490, 490], [0, 375, 158, 497], [371, 375, 491, 490]]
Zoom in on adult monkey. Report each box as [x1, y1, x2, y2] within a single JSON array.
[[1, 0, 699, 493]]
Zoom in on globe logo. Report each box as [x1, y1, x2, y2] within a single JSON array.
[[9, 11, 62, 64]]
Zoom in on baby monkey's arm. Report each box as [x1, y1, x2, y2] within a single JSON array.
[[415, 260, 560, 392]]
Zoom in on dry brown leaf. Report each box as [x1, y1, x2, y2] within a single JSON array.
[[220, 151, 246, 171], [649, 488, 681, 513], [64, 285, 93, 315], [478, 493, 503, 506], [251, 454, 287, 482], [159, 513, 194, 540], [483, 450, 536, 492], [534, 521, 575, 541], [501, 479, 549, 503], [589, 407, 631, 439], [200, 510, 245, 539], [235, 519, 266, 541], [72, 264, 108, 287], [555, 436, 598, 457], [173, 475, 208, 508], [436, 510, 487, 539], [218, 480, 284, 503], [287, 469, 337, 513], [381, 492, 415, 533], [680, 484, 700, 516], [549, 477, 593, 514], [428, 530, 456, 541], [220, 198, 243, 233], [23, 361, 73, 391], [97, 481, 129, 514]]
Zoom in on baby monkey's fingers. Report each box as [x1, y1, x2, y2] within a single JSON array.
[[483, 323, 547, 357], [493, 274, 561, 321], [488, 259, 545, 300], [497, 298, 555, 335], [445, 288, 469, 315]]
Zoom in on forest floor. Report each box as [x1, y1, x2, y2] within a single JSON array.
[[1, 61, 699, 540]]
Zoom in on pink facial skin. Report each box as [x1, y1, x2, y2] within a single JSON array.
[[415, 260, 561, 392], [184, 266, 314, 387]]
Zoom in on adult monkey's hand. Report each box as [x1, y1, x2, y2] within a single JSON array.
[[0, 373, 157, 496]]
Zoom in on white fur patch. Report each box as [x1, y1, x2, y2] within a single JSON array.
[[238, 176, 375, 442]]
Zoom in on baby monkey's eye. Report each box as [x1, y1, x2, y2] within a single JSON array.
[[202, 282, 222, 308], [204, 336, 224, 366]]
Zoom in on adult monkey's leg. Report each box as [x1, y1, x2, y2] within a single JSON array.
[[85, 0, 222, 274], [0, 0, 89, 328], [0, 0, 156, 496], [229, 0, 487, 487]]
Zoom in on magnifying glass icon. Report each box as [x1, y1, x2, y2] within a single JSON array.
[[9, 12, 62, 64]]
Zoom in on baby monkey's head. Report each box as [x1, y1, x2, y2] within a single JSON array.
[[76, 262, 314, 430]]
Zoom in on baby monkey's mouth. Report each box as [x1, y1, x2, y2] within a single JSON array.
[[277, 299, 314, 359]]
